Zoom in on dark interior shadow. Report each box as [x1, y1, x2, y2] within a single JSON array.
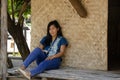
[[108, 0, 120, 70]]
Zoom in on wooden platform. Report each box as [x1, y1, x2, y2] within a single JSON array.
[[0, 74, 1, 80], [0, 77, 1, 80], [7, 67, 120, 80]]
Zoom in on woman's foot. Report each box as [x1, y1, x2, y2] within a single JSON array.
[[20, 65, 26, 70], [18, 68, 31, 80]]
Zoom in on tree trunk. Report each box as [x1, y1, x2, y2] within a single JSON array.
[[7, 0, 31, 61], [8, 14, 30, 61], [7, 57, 13, 68], [14, 28, 30, 61]]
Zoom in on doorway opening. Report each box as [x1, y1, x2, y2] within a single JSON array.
[[108, 0, 120, 70]]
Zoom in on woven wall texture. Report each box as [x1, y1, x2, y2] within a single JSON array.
[[31, 0, 108, 70]]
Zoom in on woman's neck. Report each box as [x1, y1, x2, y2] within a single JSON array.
[[52, 35, 57, 41]]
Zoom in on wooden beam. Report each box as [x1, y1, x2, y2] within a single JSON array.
[[1, 0, 7, 80], [69, 0, 87, 18]]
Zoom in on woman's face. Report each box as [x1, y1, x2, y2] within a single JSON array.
[[49, 25, 59, 37]]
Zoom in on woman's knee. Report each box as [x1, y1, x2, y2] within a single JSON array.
[[40, 59, 61, 69], [31, 47, 43, 55], [34, 47, 42, 52]]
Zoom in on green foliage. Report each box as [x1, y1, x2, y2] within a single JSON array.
[[8, 0, 31, 19]]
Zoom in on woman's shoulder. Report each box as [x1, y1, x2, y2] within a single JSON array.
[[40, 36, 47, 42], [58, 36, 68, 46]]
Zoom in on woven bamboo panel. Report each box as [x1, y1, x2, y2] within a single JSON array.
[[31, 0, 108, 70]]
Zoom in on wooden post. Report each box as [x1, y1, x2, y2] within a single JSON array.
[[69, 0, 87, 18], [0, 0, 1, 78], [1, 0, 7, 80]]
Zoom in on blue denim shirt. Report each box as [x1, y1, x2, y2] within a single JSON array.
[[40, 36, 68, 56]]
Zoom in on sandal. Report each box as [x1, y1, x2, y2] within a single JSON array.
[[18, 68, 31, 80]]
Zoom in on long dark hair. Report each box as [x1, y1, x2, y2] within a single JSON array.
[[45, 20, 63, 46]]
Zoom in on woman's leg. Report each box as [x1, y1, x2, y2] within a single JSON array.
[[23, 47, 47, 68], [30, 58, 61, 76]]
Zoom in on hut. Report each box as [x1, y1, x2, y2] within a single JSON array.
[[0, 0, 120, 80]]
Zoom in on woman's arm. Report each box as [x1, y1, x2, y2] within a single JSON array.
[[46, 45, 67, 60]]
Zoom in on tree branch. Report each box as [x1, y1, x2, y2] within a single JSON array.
[[17, 0, 30, 27], [11, 0, 15, 24], [24, 0, 30, 2], [7, 12, 15, 33]]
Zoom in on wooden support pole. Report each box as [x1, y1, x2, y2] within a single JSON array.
[[0, 0, 1, 78], [1, 0, 7, 80], [69, 0, 87, 18]]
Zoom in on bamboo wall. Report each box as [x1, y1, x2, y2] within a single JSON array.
[[31, 0, 108, 70]]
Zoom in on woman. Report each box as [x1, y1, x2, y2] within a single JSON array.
[[18, 20, 68, 80]]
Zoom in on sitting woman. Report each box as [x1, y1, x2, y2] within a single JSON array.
[[18, 20, 68, 80]]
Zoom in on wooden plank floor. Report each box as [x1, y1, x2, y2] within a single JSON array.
[[8, 67, 120, 80], [0, 74, 1, 80], [7, 76, 42, 80], [5, 58, 120, 80]]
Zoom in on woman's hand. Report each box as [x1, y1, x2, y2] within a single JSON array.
[[46, 45, 67, 60], [45, 55, 56, 60]]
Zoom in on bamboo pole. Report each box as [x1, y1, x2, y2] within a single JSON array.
[[1, 0, 7, 80]]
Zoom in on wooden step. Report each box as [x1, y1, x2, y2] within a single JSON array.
[[0, 74, 2, 80]]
